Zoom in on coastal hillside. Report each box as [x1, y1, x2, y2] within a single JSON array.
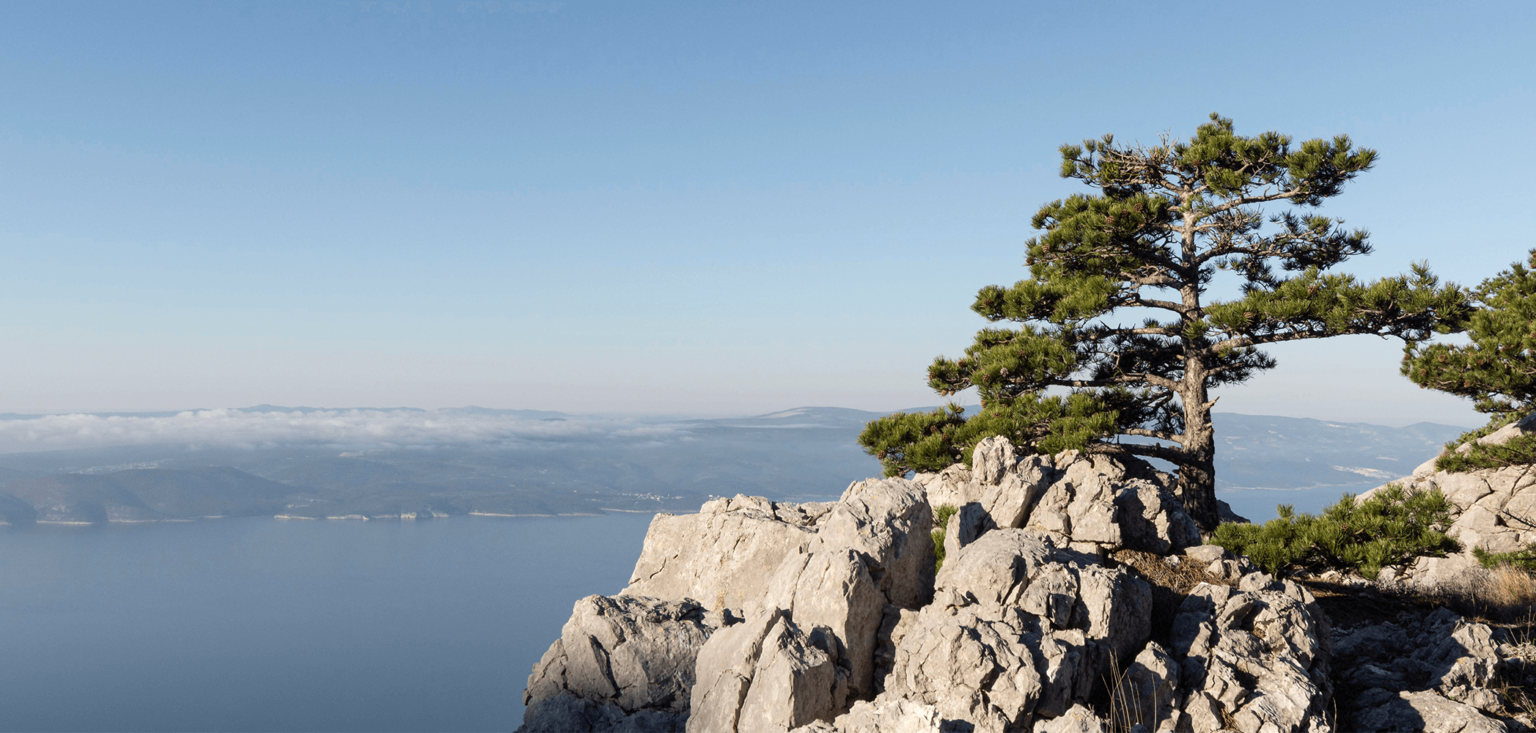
[[0, 407, 1468, 525]]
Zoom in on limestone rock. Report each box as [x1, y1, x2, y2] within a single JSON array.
[[761, 477, 934, 702], [761, 546, 886, 702], [516, 695, 687, 733], [1353, 689, 1509, 733], [1031, 704, 1108, 733], [689, 609, 847, 733], [1429, 620, 1503, 692], [912, 464, 979, 513], [625, 496, 823, 611], [789, 699, 948, 733], [1024, 451, 1199, 555], [811, 477, 935, 613], [878, 529, 1153, 732], [1364, 414, 1536, 576], [914, 438, 1198, 557], [942, 502, 990, 562], [1112, 642, 1182, 733], [1332, 607, 1532, 731], [520, 595, 716, 733], [973, 436, 1020, 485], [1167, 581, 1332, 733]]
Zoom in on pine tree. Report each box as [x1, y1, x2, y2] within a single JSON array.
[[1403, 249, 1536, 421], [860, 114, 1469, 531]]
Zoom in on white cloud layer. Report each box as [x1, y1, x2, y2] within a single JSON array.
[[0, 408, 680, 454]]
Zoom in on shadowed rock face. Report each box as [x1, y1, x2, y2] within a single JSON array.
[[518, 436, 1529, 733], [1330, 606, 1532, 733], [520, 595, 717, 732]]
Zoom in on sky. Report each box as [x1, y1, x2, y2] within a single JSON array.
[[0, 1, 1531, 426]]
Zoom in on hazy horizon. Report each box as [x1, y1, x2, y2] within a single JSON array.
[[0, 403, 1482, 459]]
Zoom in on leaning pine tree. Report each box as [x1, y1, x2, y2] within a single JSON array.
[[860, 114, 1469, 531]]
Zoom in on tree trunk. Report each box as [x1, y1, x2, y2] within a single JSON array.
[[1179, 354, 1220, 532], [1177, 432, 1219, 533]]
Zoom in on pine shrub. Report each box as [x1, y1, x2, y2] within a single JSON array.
[[1475, 545, 1536, 573], [1210, 484, 1460, 579], [1437, 430, 1536, 473]]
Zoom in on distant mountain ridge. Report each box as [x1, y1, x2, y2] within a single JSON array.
[[0, 406, 1471, 526]]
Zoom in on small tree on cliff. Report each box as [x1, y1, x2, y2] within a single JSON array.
[[860, 114, 1468, 531], [1403, 249, 1536, 422]]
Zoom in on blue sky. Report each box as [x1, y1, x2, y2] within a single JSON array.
[[0, 1, 1530, 424]]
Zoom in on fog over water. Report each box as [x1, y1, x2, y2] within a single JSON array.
[[0, 514, 654, 732]]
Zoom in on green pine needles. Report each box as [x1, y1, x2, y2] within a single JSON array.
[[860, 114, 1467, 530], [1209, 485, 1460, 580], [1404, 249, 1536, 421], [1405, 248, 1536, 474], [1438, 431, 1536, 474], [1474, 545, 1536, 573]]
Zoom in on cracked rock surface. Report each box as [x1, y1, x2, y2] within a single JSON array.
[[518, 434, 1536, 733]]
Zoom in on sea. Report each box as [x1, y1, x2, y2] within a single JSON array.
[[0, 487, 1338, 732], [0, 513, 655, 733]]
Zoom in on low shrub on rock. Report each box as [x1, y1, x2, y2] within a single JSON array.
[[1210, 484, 1460, 579], [1439, 430, 1536, 473], [1474, 544, 1536, 573], [931, 503, 957, 571]]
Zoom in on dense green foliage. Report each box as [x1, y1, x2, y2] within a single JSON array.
[[1438, 431, 1536, 473], [1209, 484, 1460, 579], [860, 114, 1467, 529], [1474, 544, 1536, 573], [932, 504, 957, 572], [1405, 249, 1536, 421], [859, 398, 1116, 477]]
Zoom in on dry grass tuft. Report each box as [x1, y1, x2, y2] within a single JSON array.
[[1488, 564, 1536, 608], [1112, 550, 1228, 646], [1413, 562, 1536, 623]]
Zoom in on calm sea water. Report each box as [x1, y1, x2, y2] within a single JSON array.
[[0, 513, 656, 732], [1218, 485, 1375, 524]]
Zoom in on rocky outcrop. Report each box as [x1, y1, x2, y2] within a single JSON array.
[[689, 609, 847, 733], [624, 495, 832, 610], [1167, 575, 1333, 733], [914, 437, 1201, 557], [1362, 412, 1536, 586], [523, 436, 1507, 733], [521, 595, 718, 732], [1331, 606, 1533, 732], [523, 479, 932, 732], [875, 529, 1152, 732]]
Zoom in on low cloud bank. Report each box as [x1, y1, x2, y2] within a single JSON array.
[[0, 408, 680, 454]]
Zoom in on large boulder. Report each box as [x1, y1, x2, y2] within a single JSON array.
[[688, 609, 847, 733], [520, 595, 718, 732], [756, 477, 935, 702], [1110, 641, 1181, 733], [624, 496, 831, 611]]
